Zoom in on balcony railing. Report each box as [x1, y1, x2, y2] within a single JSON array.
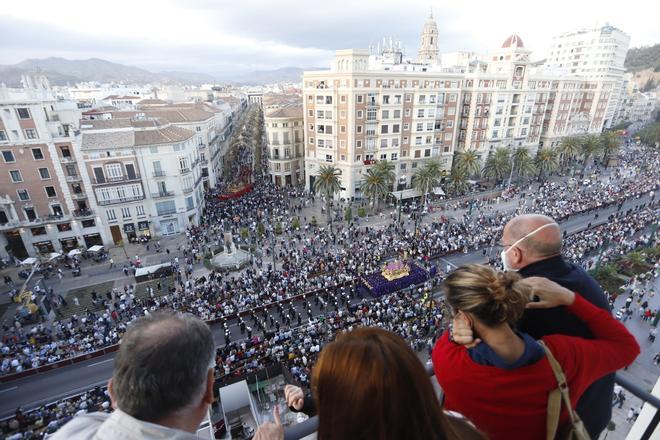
[[282, 369, 660, 440], [97, 195, 145, 205], [92, 175, 141, 185], [183, 187, 193, 194], [71, 192, 87, 200], [180, 168, 191, 174], [59, 156, 76, 163], [156, 209, 177, 216], [153, 170, 166, 177], [73, 208, 94, 218], [151, 191, 175, 198], [65, 175, 81, 182]]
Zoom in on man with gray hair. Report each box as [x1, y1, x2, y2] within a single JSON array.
[[53, 310, 216, 439]]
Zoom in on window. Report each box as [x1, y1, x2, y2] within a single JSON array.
[[105, 163, 123, 179], [414, 150, 421, 158], [405, 109, 411, 117], [17, 189, 30, 201], [391, 153, 398, 161], [356, 125, 363, 134], [121, 207, 131, 218], [417, 109, 424, 118], [325, 154, 333, 163], [17, 108, 31, 119], [392, 124, 400, 133], [400, 163, 406, 170], [416, 123, 423, 132], [38, 168, 50, 179], [31, 227, 47, 236], [57, 223, 71, 232], [393, 110, 401, 118], [25, 129, 38, 140], [380, 153, 387, 160], [186, 196, 194, 210], [136, 205, 145, 216], [24, 207, 36, 221], [179, 157, 190, 172], [382, 110, 389, 119], [381, 125, 389, 134], [156, 200, 176, 216], [82, 219, 96, 228], [2, 151, 14, 162], [357, 110, 363, 119], [424, 149, 431, 157], [32, 148, 44, 160], [106, 209, 117, 221], [9, 170, 22, 182], [45, 186, 57, 198], [0, 130, 7, 141], [357, 95, 363, 103]]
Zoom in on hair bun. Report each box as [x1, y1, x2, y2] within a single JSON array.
[[489, 272, 521, 302]]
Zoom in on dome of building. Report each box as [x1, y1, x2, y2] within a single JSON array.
[[502, 34, 524, 48]]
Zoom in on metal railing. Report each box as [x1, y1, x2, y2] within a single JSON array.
[[151, 191, 175, 198], [282, 369, 660, 440], [153, 170, 166, 177], [97, 195, 144, 205]]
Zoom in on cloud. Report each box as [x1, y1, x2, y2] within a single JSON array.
[[0, 0, 658, 75]]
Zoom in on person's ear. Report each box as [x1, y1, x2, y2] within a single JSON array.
[[107, 378, 118, 409], [203, 369, 215, 405]]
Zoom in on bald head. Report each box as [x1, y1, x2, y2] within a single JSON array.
[[503, 214, 562, 261]]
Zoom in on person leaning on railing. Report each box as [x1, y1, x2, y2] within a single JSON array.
[[433, 265, 640, 440], [253, 327, 485, 440]]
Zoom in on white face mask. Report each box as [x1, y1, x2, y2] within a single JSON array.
[[500, 222, 559, 272]]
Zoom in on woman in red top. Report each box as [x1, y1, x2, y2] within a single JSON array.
[[433, 264, 639, 440]]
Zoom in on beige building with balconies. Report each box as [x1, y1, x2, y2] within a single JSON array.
[[264, 106, 304, 187], [80, 116, 204, 245], [0, 77, 105, 259], [302, 15, 616, 199]]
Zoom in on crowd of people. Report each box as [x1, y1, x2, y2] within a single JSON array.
[[0, 132, 658, 438]]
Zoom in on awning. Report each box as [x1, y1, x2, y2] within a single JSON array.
[[432, 187, 445, 196], [68, 249, 82, 257], [87, 245, 105, 253], [389, 189, 423, 200], [47, 252, 62, 262], [21, 257, 39, 266], [135, 262, 172, 278]]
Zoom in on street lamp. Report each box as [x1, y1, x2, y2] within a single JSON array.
[[507, 148, 516, 190]]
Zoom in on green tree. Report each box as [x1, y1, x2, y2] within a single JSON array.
[[413, 161, 443, 204], [362, 168, 390, 211], [512, 147, 536, 185], [454, 150, 481, 177], [535, 147, 559, 182], [314, 165, 342, 224], [599, 131, 620, 167], [292, 217, 301, 230], [373, 160, 396, 190], [638, 122, 660, 148], [558, 136, 582, 166], [357, 207, 366, 217], [579, 135, 602, 177], [256, 222, 265, 237], [448, 166, 469, 195], [344, 206, 353, 222], [481, 147, 511, 183]]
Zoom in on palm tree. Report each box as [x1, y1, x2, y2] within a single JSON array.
[[535, 147, 559, 182], [481, 147, 511, 184], [361, 168, 389, 211], [638, 123, 660, 148], [454, 150, 481, 177], [314, 165, 342, 224], [373, 160, 396, 190], [558, 136, 582, 167], [411, 165, 437, 205], [513, 148, 537, 185], [579, 135, 602, 177], [448, 166, 469, 195], [599, 131, 620, 168]]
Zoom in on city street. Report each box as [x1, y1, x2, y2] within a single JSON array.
[[0, 190, 654, 419]]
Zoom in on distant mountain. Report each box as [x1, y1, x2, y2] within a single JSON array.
[[0, 57, 216, 86], [227, 66, 328, 85]]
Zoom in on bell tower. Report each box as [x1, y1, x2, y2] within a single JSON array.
[[416, 11, 439, 64]]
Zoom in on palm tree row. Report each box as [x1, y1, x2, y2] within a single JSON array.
[[557, 132, 623, 176], [412, 160, 443, 204]]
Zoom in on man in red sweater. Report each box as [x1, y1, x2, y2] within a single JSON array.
[[434, 275, 639, 440], [451, 214, 624, 438]]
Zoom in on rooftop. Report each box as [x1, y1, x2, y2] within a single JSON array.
[[265, 107, 303, 119]]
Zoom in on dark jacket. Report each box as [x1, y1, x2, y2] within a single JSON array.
[[518, 255, 614, 439]]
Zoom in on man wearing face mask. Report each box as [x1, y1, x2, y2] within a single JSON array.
[[455, 213, 613, 439]]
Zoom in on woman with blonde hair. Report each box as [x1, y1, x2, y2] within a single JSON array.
[[433, 264, 639, 440]]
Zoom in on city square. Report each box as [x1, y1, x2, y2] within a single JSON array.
[[0, 2, 659, 439]]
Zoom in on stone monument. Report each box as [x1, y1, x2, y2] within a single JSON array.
[[211, 231, 250, 271]]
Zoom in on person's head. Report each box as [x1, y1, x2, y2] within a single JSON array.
[[444, 264, 530, 328], [312, 327, 479, 440], [501, 214, 562, 271], [108, 310, 215, 432]]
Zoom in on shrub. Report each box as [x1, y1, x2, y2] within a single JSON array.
[[274, 222, 283, 235], [358, 207, 366, 217], [344, 207, 353, 222]]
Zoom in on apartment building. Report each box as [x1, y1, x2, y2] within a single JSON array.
[[0, 77, 105, 259], [545, 25, 630, 128], [264, 105, 304, 186], [80, 117, 203, 245], [302, 16, 616, 199]]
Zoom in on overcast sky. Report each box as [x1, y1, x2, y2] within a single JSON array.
[[1, 0, 658, 76]]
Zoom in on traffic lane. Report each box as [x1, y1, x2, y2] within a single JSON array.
[[0, 353, 115, 416], [0, 193, 654, 416]]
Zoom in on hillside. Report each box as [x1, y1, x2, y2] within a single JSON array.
[[624, 44, 660, 72], [0, 57, 216, 86]]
